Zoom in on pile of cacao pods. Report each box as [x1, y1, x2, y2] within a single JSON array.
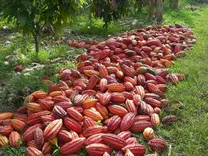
[[0, 25, 196, 156]]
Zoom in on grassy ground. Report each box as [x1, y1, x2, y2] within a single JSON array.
[[0, 1, 208, 156], [158, 4, 208, 156]]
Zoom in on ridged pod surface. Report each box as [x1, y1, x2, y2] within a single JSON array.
[[60, 137, 86, 155], [102, 133, 127, 149], [43, 119, 63, 140], [9, 131, 21, 147], [86, 143, 112, 156]]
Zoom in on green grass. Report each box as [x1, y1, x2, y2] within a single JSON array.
[[157, 5, 208, 156]]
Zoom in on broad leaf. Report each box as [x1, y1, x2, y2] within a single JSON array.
[[18, 13, 27, 26]]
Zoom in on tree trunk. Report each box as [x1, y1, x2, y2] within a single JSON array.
[[156, 0, 163, 24], [33, 32, 39, 57], [148, 0, 154, 20], [169, 0, 173, 8]]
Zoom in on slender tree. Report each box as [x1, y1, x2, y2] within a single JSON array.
[[148, 0, 154, 20], [156, 0, 163, 24], [0, 0, 85, 56]]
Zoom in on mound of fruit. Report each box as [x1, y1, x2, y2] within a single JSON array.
[[0, 25, 196, 155]]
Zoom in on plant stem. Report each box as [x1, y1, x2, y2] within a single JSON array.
[[32, 32, 39, 58]]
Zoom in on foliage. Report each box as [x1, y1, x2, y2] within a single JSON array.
[[91, 0, 131, 28], [0, 0, 85, 54], [188, 0, 208, 3], [0, 145, 26, 156]]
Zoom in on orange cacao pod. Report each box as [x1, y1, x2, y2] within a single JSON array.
[[99, 78, 108, 92], [106, 115, 121, 131], [168, 74, 179, 85], [126, 137, 138, 145], [143, 127, 154, 140], [137, 74, 146, 85], [83, 69, 100, 77], [49, 91, 63, 97], [22, 124, 42, 142], [133, 94, 141, 106], [122, 144, 146, 155], [60, 137, 86, 155], [26, 111, 51, 125], [9, 131, 21, 147], [102, 133, 127, 149], [42, 142, 52, 154], [38, 99, 55, 110], [124, 82, 134, 91], [64, 117, 82, 134], [111, 92, 126, 103], [11, 119, 26, 132], [83, 125, 107, 137], [147, 83, 160, 93], [82, 98, 98, 109], [98, 64, 109, 78], [67, 107, 84, 121], [85, 133, 104, 145], [145, 98, 162, 108], [70, 130, 79, 140], [0, 112, 14, 120], [131, 120, 153, 132], [148, 138, 168, 152], [120, 112, 136, 131], [58, 130, 72, 142], [53, 105, 67, 119], [120, 63, 135, 78], [34, 127, 44, 149], [83, 108, 103, 121], [95, 102, 108, 119], [13, 113, 28, 121], [125, 99, 137, 114], [43, 119, 63, 140], [0, 125, 13, 136], [0, 135, 8, 147], [117, 131, 131, 140], [107, 83, 125, 92], [83, 116, 97, 129], [87, 75, 99, 89], [86, 143, 112, 156], [134, 115, 151, 122], [72, 94, 88, 106], [151, 113, 160, 126], [162, 115, 177, 124], [27, 146, 44, 156], [97, 92, 111, 105], [41, 114, 55, 124], [31, 90, 47, 99], [108, 105, 128, 117], [53, 95, 70, 103], [26, 102, 44, 113], [134, 86, 145, 99], [124, 76, 137, 86]]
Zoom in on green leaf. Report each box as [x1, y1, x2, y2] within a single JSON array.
[[51, 0, 57, 5], [18, 13, 27, 26]]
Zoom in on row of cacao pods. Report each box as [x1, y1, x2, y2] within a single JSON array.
[[0, 24, 195, 155]]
